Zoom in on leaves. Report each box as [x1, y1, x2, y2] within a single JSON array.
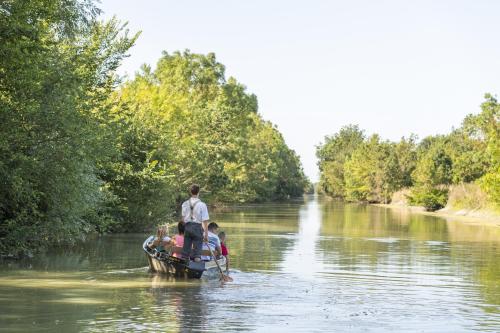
[[317, 94, 499, 210], [105, 51, 309, 228], [0, 0, 135, 256]]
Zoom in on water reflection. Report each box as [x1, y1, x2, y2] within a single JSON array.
[[281, 195, 324, 279], [0, 196, 499, 332]]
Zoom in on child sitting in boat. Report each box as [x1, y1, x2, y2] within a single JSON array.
[[172, 222, 185, 258], [148, 225, 172, 252], [218, 231, 229, 273], [201, 222, 221, 261]]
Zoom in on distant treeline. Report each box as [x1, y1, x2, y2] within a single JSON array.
[[317, 96, 499, 211], [0, 0, 309, 256]]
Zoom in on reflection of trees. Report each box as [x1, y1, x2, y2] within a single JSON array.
[[0, 282, 105, 332], [477, 258, 500, 310], [4, 233, 148, 272], [211, 201, 302, 272], [318, 198, 500, 307], [320, 201, 450, 240], [148, 276, 206, 332], [445, 222, 500, 308]]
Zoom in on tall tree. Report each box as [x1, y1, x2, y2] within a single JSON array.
[[0, 0, 137, 255], [316, 125, 365, 198], [462, 94, 499, 204], [105, 51, 309, 230]]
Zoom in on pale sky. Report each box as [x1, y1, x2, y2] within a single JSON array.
[[99, 0, 500, 182]]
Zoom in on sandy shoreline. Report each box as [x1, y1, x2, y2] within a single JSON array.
[[374, 203, 500, 227]]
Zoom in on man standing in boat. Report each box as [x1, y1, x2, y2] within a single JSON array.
[[181, 184, 209, 262]]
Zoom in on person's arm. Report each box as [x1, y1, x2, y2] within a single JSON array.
[[201, 203, 210, 241], [161, 236, 172, 247], [215, 237, 222, 257]]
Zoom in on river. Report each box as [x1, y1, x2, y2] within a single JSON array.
[[0, 195, 499, 332]]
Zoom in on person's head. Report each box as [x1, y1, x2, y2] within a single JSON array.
[[156, 224, 168, 237], [190, 184, 200, 197], [177, 221, 185, 235], [208, 222, 219, 234], [218, 231, 226, 242]]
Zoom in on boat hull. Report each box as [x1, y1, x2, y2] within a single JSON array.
[[143, 236, 226, 279]]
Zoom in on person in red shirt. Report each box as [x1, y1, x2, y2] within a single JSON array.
[[218, 231, 229, 273]]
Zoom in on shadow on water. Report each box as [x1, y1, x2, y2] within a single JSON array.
[[0, 195, 499, 332]]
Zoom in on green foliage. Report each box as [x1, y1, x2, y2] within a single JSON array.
[[344, 135, 384, 202], [0, 0, 137, 256], [317, 128, 416, 203], [412, 137, 453, 187], [342, 135, 417, 203], [464, 94, 500, 204], [408, 187, 449, 211], [0, 1, 307, 256], [104, 51, 309, 230], [317, 94, 498, 210], [446, 130, 489, 183], [316, 125, 364, 198], [0, 1, 308, 255], [393, 136, 418, 188]]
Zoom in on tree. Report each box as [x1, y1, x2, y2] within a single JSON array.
[[446, 130, 489, 184], [412, 137, 453, 187], [316, 125, 365, 198], [408, 137, 452, 211], [105, 51, 309, 231], [0, 0, 137, 255], [463, 94, 499, 204]]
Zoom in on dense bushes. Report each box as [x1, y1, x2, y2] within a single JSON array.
[[317, 95, 499, 211], [407, 187, 449, 211], [317, 127, 416, 204], [0, 0, 137, 256], [0, 1, 308, 256]]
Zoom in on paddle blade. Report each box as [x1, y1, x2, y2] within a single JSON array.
[[221, 274, 233, 282]]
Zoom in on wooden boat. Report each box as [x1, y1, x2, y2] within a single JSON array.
[[142, 236, 226, 279]]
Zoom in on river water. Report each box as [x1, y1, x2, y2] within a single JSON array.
[[0, 195, 499, 332]]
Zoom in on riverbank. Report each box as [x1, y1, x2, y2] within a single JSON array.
[[374, 203, 500, 227]]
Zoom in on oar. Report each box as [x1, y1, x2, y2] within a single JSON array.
[[205, 241, 233, 282]]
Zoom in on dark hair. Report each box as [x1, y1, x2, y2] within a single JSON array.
[[208, 222, 218, 231], [177, 222, 185, 235], [218, 231, 226, 240], [190, 184, 200, 195]]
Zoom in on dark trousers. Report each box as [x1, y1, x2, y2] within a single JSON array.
[[182, 222, 203, 259]]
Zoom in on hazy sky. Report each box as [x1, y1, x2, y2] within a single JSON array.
[[99, 0, 500, 182]]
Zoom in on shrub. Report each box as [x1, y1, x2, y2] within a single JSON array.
[[408, 186, 449, 211], [479, 168, 500, 206]]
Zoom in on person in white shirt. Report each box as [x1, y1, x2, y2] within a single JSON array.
[[201, 222, 222, 261], [181, 184, 209, 262]]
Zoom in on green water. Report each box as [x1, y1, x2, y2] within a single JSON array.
[[1, 195, 499, 332]]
